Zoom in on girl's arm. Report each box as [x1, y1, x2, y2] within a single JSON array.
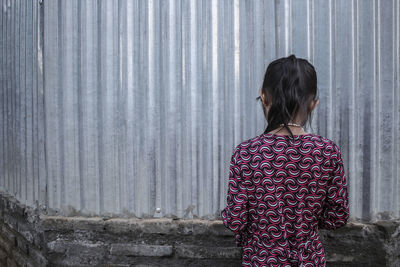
[[221, 146, 249, 247], [318, 144, 350, 230]]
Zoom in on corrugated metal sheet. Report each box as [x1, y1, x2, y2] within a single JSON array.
[[0, 0, 399, 221], [0, 0, 46, 208]]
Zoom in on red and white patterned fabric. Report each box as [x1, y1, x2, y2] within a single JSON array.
[[221, 133, 349, 267]]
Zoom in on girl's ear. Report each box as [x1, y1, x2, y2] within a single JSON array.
[[308, 98, 319, 113], [259, 89, 267, 107]]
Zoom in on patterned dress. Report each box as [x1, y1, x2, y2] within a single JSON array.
[[221, 133, 349, 267]]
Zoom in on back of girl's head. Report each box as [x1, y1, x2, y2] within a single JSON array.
[[257, 54, 318, 137]]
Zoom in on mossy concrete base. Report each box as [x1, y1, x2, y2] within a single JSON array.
[[0, 192, 399, 266]]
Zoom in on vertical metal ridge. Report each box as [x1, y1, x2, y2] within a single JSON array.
[[76, 0, 84, 213], [197, 0, 204, 216], [167, 0, 177, 217], [189, 0, 198, 218], [395, 0, 400, 218], [366, 0, 379, 218], [115, 0, 121, 214], [5, 0, 9, 194], [175, 0, 183, 218], [5, 0, 9, 193], [45, 0, 58, 211], [308, 0, 313, 61], [349, 0, 359, 217], [327, 0, 334, 139], [0, 0, 4, 191], [285, 0, 290, 55], [378, 0, 396, 216], [96, 0, 104, 214], [32, 0, 39, 206], [373, 0, 380, 216], [147, 0, 156, 217], [104, 0, 116, 214], [124, 0, 135, 214], [20, 0, 25, 201], [233, 0, 240, 145], [0, 0, 2, 189], [180, 0, 189, 219], [12, 0, 17, 200], [37, 0, 47, 208], [12, 0, 16, 199], [61, 0, 77, 212], [117, 0, 125, 214], [309, 0, 317, 133], [58, 0, 65, 211], [211, 0, 219, 214], [113, 0, 120, 214]]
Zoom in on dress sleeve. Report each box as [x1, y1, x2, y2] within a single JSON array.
[[221, 146, 249, 247], [318, 144, 350, 230]]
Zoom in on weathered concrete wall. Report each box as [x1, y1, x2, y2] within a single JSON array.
[[0, 193, 47, 267], [0, 192, 399, 266]]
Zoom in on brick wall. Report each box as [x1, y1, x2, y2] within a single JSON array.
[[0, 192, 399, 266]]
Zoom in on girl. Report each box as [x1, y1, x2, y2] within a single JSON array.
[[221, 55, 349, 267]]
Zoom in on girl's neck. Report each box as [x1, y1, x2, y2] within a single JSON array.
[[267, 125, 307, 135]]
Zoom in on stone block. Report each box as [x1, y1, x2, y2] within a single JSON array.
[[140, 219, 178, 234], [102, 218, 141, 234], [0, 234, 13, 253], [321, 222, 388, 266], [47, 240, 108, 265], [29, 247, 48, 266], [90, 265, 130, 267], [0, 247, 7, 261], [47, 239, 106, 255], [32, 232, 45, 250], [0, 197, 5, 211], [16, 235, 29, 255], [1, 224, 16, 244], [3, 213, 18, 230], [104, 218, 179, 235], [110, 244, 173, 257], [175, 245, 242, 259], [17, 221, 34, 243], [208, 221, 234, 236], [7, 257, 18, 267], [176, 219, 209, 235], [41, 215, 106, 232], [6, 199, 25, 216], [12, 248, 35, 267]]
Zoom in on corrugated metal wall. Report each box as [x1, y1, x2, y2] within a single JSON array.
[[0, 0, 46, 208], [1, 0, 399, 221]]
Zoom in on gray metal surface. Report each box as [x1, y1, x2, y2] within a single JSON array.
[[0, 0, 46, 209], [0, 0, 399, 221]]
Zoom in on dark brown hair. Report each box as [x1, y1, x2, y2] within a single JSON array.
[[256, 54, 318, 138]]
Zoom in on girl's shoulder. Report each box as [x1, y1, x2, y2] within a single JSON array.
[[233, 132, 342, 156]]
